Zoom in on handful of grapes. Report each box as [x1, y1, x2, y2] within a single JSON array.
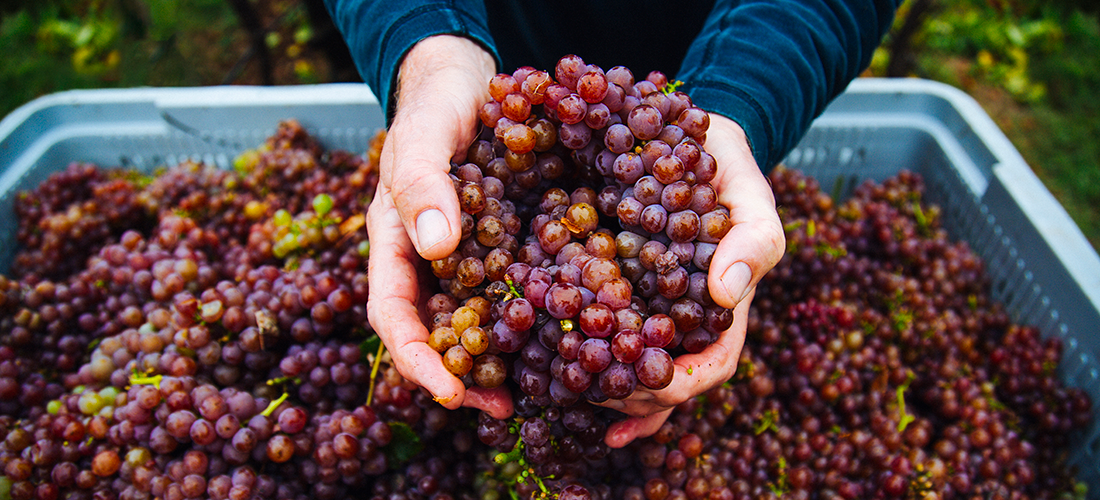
[[421, 54, 735, 462]]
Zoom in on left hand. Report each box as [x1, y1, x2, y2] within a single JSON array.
[[602, 114, 786, 448]]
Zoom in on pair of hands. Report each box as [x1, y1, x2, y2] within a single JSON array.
[[365, 35, 785, 448]]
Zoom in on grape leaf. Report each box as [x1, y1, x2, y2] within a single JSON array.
[[360, 335, 382, 362], [384, 422, 424, 466]]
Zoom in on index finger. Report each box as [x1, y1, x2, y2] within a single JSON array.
[[366, 185, 467, 409], [615, 289, 752, 413]]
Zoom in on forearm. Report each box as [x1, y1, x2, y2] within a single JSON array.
[[321, 0, 501, 122], [677, 0, 901, 171]]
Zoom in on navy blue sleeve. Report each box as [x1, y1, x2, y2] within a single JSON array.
[[321, 0, 501, 122], [677, 0, 901, 171]]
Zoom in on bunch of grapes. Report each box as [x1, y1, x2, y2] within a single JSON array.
[[420, 55, 737, 483], [12, 163, 153, 281]]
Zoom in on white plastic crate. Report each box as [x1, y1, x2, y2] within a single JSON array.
[[1, 79, 1097, 494], [787, 79, 1100, 493]]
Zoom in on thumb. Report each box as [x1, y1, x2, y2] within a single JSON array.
[[707, 206, 785, 309], [380, 119, 465, 261], [381, 35, 494, 261], [702, 114, 786, 309]]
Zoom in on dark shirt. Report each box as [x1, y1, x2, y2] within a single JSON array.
[[323, 0, 901, 171]]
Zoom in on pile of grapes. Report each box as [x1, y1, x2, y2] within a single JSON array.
[[0, 54, 1093, 500]]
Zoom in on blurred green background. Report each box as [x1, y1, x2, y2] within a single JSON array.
[[2, 0, 1098, 251]]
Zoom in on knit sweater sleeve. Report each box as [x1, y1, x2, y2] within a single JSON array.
[[676, 0, 901, 171], [321, 0, 501, 123]]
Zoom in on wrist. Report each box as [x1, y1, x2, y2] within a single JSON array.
[[396, 35, 496, 112], [703, 113, 754, 166]]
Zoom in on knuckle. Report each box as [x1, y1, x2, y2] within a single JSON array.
[[388, 166, 446, 201], [762, 218, 787, 265]]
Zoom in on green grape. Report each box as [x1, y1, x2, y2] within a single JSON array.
[[78, 391, 105, 415], [313, 193, 334, 217], [125, 447, 153, 467], [99, 386, 120, 401], [47, 400, 62, 415], [273, 241, 291, 258], [0, 476, 12, 500], [275, 233, 298, 255], [233, 149, 261, 173], [274, 209, 292, 227]]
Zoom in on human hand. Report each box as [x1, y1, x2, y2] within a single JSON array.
[[603, 114, 786, 448], [365, 35, 512, 419]]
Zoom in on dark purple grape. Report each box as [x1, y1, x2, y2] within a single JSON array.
[[598, 361, 638, 399]]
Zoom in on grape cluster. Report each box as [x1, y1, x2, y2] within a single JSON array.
[[422, 55, 737, 482]]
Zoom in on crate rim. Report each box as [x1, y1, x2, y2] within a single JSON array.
[[837, 78, 1100, 312], [0, 83, 380, 140]]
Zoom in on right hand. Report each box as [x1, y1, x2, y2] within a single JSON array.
[[366, 35, 512, 419], [601, 115, 785, 447]]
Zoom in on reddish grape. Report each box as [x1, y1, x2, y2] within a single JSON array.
[[635, 348, 674, 390]]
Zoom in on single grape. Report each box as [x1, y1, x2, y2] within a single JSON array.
[[627, 104, 663, 141], [598, 361, 638, 399], [471, 354, 507, 388], [634, 348, 674, 390], [443, 345, 474, 377], [578, 338, 613, 373]]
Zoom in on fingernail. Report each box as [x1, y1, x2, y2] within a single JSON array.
[[415, 209, 450, 252], [720, 261, 752, 305]]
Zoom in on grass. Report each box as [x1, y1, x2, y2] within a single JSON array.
[[1019, 11, 1100, 249], [0, 0, 314, 118], [875, 1, 1100, 251]]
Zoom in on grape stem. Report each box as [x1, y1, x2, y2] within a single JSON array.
[[261, 391, 289, 417], [266, 375, 301, 387], [910, 200, 930, 234], [366, 338, 387, 406], [503, 276, 524, 300], [493, 418, 556, 500], [661, 80, 684, 95], [895, 372, 916, 432], [768, 457, 790, 497], [128, 368, 162, 389], [754, 408, 779, 435]]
